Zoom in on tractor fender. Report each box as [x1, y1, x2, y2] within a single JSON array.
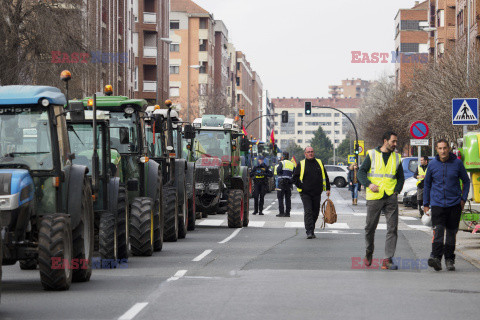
[[108, 177, 121, 216], [146, 160, 160, 201], [66, 164, 89, 230], [174, 159, 187, 202]]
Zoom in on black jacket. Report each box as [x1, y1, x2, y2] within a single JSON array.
[[250, 163, 272, 183], [347, 169, 361, 191], [292, 158, 330, 196]]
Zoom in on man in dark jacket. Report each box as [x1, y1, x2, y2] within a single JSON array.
[[292, 146, 330, 239], [276, 152, 295, 217], [414, 156, 429, 217], [250, 156, 273, 215], [423, 139, 470, 271]]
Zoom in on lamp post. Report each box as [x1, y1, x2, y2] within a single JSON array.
[[187, 65, 201, 123]]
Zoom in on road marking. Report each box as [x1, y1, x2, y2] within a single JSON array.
[[265, 205, 272, 211], [193, 250, 213, 261], [408, 225, 432, 231], [285, 222, 304, 228], [118, 302, 148, 320], [166, 269, 188, 282], [248, 221, 266, 228], [399, 216, 418, 221], [218, 229, 241, 244], [198, 219, 224, 226], [326, 223, 350, 229], [377, 223, 387, 230], [353, 212, 367, 217], [315, 231, 360, 235]]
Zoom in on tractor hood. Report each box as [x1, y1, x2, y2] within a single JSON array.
[[0, 169, 34, 210]]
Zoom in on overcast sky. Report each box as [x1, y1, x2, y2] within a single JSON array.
[[194, 0, 418, 98]]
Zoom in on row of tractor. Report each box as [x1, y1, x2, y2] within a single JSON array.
[[0, 72, 252, 297]]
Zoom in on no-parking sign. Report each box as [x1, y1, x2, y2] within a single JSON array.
[[410, 121, 429, 139]]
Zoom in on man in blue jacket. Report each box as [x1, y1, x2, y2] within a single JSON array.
[[423, 139, 470, 271]]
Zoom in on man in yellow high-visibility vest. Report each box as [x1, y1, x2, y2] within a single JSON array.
[[276, 152, 295, 217], [292, 146, 330, 239], [414, 156, 429, 217], [358, 131, 405, 270]]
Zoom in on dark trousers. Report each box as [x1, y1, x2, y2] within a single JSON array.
[[417, 187, 424, 216], [300, 193, 321, 234], [431, 204, 461, 261], [253, 181, 267, 213], [277, 180, 292, 215]]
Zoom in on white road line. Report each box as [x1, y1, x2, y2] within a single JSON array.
[[285, 222, 304, 228], [353, 212, 367, 217], [118, 302, 148, 320], [193, 249, 213, 261], [198, 219, 224, 226], [218, 229, 241, 244], [166, 269, 188, 282], [248, 221, 266, 228], [326, 223, 350, 229], [400, 216, 418, 221], [409, 225, 432, 232], [264, 205, 272, 211], [377, 223, 387, 230]]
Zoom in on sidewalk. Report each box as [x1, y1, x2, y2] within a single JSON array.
[[400, 206, 480, 269]]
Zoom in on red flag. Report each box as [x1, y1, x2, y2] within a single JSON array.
[[270, 129, 275, 145], [291, 156, 297, 167], [242, 125, 247, 136]]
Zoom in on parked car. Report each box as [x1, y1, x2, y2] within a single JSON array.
[[402, 156, 434, 180], [397, 177, 419, 209], [324, 165, 349, 188]]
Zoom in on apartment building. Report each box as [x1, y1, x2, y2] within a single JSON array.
[[169, 0, 215, 122], [456, 0, 480, 52], [132, 0, 170, 104], [262, 90, 275, 142], [271, 98, 361, 151], [213, 20, 234, 115], [226, 42, 238, 114], [426, 0, 456, 60], [328, 79, 372, 99], [394, 1, 430, 88]]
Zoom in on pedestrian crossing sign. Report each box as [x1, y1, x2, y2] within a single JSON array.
[[348, 155, 356, 164], [452, 98, 479, 125]]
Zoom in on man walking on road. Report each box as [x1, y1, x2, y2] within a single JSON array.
[[358, 131, 404, 270], [276, 152, 295, 217], [250, 156, 273, 215], [414, 156, 429, 217], [292, 147, 330, 239], [423, 139, 470, 271]]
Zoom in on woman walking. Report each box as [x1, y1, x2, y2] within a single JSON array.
[[348, 163, 361, 205]]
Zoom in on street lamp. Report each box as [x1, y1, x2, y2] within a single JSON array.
[[187, 65, 201, 122]]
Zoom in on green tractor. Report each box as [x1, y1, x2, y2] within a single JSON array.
[[192, 115, 250, 228], [144, 103, 196, 239], [0, 84, 94, 290], [77, 88, 164, 255], [66, 106, 129, 265]]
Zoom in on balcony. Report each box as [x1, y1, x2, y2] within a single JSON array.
[[143, 12, 157, 24], [143, 81, 157, 92], [143, 46, 157, 58]]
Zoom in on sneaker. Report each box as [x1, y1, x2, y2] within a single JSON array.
[[307, 233, 314, 239], [381, 258, 398, 270], [445, 259, 455, 271], [364, 251, 373, 267], [259, 212, 264, 215], [284, 214, 290, 217], [428, 257, 442, 271]]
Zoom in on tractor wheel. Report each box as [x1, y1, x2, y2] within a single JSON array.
[[99, 210, 118, 264], [163, 186, 179, 242], [187, 186, 196, 231], [72, 179, 94, 282], [243, 188, 250, 227], [20, 259, 37, 270], [129, 197, 154, 256], [116, 186, 130, 260], [227, 190, 244, 228], [153, 177, 164, 252], [38, 214, 73, 291], [178, 182, 188, 239]]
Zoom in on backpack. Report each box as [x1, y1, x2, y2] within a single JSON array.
[[321, 197, 337, 229]]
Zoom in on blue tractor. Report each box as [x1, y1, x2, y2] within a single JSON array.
[[0, 85, 94, 290]]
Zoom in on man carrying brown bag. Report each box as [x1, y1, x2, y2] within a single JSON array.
[[292, 146, 331, 239]]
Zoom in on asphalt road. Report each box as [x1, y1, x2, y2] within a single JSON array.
[[1, 187, 478, 320]]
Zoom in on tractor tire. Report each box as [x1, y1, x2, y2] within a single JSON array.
[[19, 259, 37, 270], [72, 179, 94, 282], [129, 197, 154, 256], [178, 182, 188, 239], [116, 186, 130, 260], [38, 214, 73, 291], [153, 177, 164, 252], [163, 186, 179, 242], [243, 188, 250, 227], [227, 190, 244, 228], [99, 210, 117, 263], [187, 186, 196, 231]]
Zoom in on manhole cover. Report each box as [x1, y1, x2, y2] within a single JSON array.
[[431, 289, 480, 294]]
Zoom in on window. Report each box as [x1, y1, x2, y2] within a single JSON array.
[[400, 43, 419, 53], [199, 18, 208, 29], [400, 20, 420, 30], [437, 9, 444, 27], [170, 21, 180, 29], [297, 130, 303, 134], [199, 61, 207, 74], [297, 122, 303, 126], [170, 87, 180, 97], [170, 44, 179, 52], [199, 84, 207, 96], [335, 131, 340, 134], [297, 113, 303, 117], [236, 62, 240, 70], [274, 130, 278, 135], [199, 39, 207, 51], [335, 113, 340, 117], [274, 122, 278, 126], [236, 77, 240, 86], [297, 139, 302, 143], [169, 65, 179, 74]]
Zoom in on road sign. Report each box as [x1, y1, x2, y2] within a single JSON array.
[[354, 140, 364, 156], [410, 139, 429, 146], [348, 155, 356, 164], [338, 162, 344, 166], [452, 98, 478, 125], [410, 121, 429, 139]]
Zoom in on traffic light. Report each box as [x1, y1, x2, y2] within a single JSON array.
[[305, 101, 312, 115], [281, 110, 289, 123]]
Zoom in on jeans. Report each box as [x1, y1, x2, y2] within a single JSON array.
[[417, 187, 424, 216], [300, 193, 322, 234], [431, 204, 462, 261], [365, 194, 399, 259], [350, 183, 359, 199]]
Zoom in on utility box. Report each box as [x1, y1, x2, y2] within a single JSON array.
[[462, 132, 480, 203]]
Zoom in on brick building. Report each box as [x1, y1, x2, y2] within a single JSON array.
[[456, 0, 480, 53], [427, 0, 456, 61], [329, 79, 372, 99]]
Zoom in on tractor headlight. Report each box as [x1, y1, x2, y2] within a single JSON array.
[[0, 194, 20, 210], [193, 123, 201, 128], [124, 107, 135, 114], [209, 183, 220, 191], [195, 183, 205, 190], [0, 197, 10, 208], [223, 124, 232, 129]]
